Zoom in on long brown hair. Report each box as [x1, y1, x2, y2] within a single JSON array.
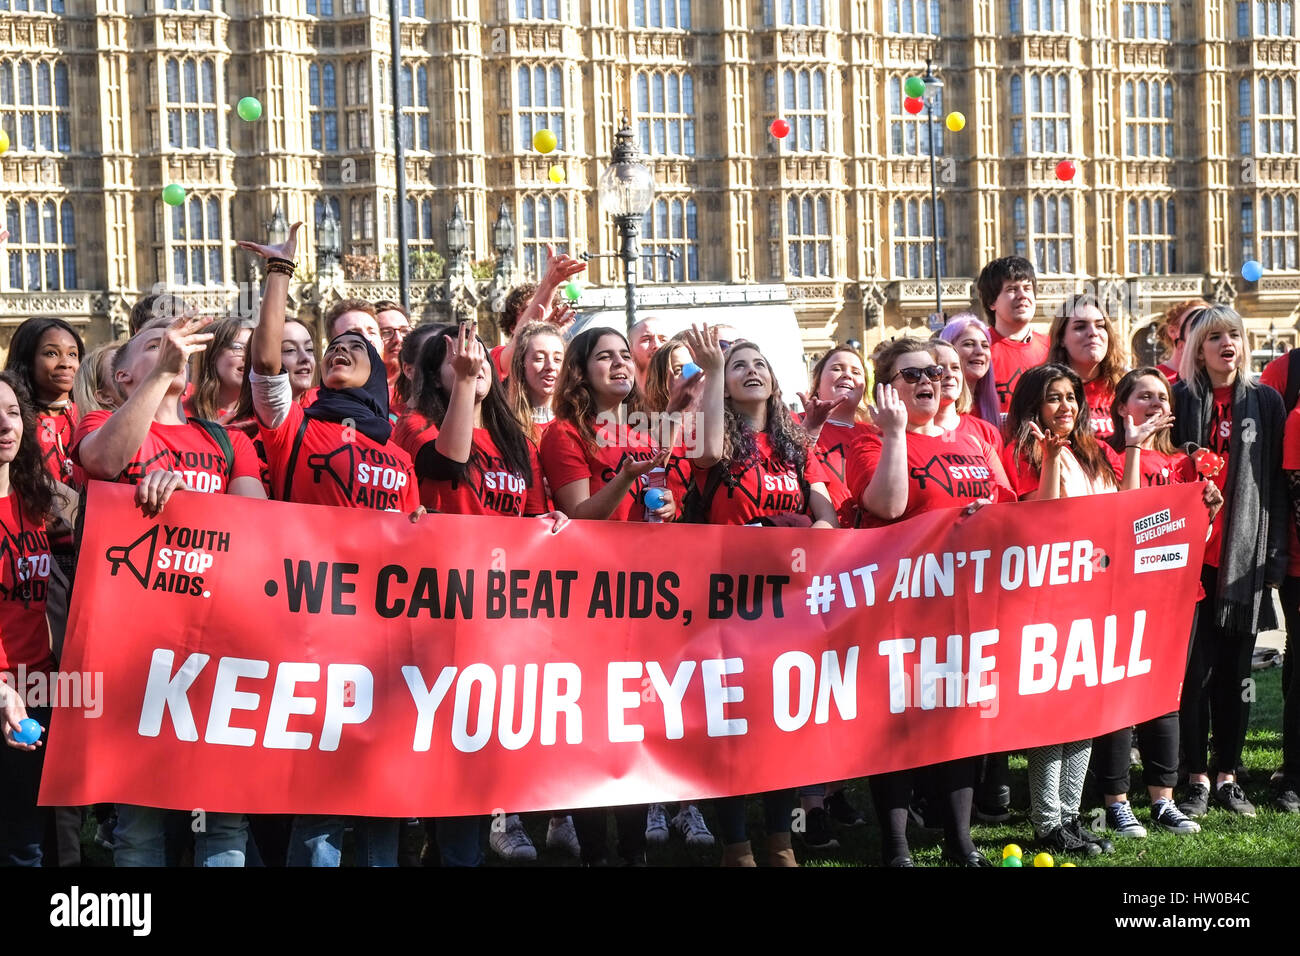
[[0, 371, 55, 522], [639, 338, 693, 415], [720, 342, 812, 475], [553, 327, 639, 455], [508, 322, 564, 443], [190, 318, 249, 421], [1047, 294, 1127, 392], [1005, 364, 1116, 488], [1108, 367, 1176, 456]]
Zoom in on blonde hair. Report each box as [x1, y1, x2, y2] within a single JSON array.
[[930, 338, 972, 414], [1178, 305, 1255, 399], [73, 343, 121, 412]]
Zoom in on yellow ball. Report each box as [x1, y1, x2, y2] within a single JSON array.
[[1002, 844, 1023, 860], [548, 164, 566, 184], [945, 111, 966, 133], [0, 130, 9, 155], [1032, 852, 1055, 868], [532, 128, 557, 154], [1061, 862, 1077, 867]]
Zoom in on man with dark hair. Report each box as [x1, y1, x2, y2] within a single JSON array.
[[373, 299, 411, 388], [129, 292, 194, 336], [323, 298, 382, 353], [975, 255, 1048, 414]]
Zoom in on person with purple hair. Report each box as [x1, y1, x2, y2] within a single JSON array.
[[939, 313, 1002, 428]]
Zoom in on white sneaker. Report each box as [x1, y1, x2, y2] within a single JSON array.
[[672, 804, 715, 849], [489, 814, 537, 862], [646, 803, 670, 845], [545, 815, 581, 858]]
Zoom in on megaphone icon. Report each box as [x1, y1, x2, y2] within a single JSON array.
[[104, 525, 160, 588], [306, 444, 357, 498]]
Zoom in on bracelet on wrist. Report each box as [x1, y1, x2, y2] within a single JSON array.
[[1125, 444, 1142, 450], [266, 262, 295, 277], [268, 256, 295, 268]]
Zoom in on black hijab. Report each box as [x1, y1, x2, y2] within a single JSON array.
[[304, 331, 393, 444]]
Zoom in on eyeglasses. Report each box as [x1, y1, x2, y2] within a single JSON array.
[[891, 365, 944, 385], [379, 327, 409, 343]]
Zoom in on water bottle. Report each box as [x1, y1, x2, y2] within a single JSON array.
[[643, 467, 667, 523]]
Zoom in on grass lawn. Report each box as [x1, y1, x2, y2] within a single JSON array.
[[77, 666, 1296, 867]]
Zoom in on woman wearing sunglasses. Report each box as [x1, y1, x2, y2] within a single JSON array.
[[846, 338, 1013, 867]]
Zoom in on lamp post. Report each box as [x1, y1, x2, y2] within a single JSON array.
[[922, 58, 944, 322], [492, 201, 516, 284], [389, 0, 409, 310], [446, 200, 469, 276], [596, 121, 656, 333], [318, 205, 341, 274]]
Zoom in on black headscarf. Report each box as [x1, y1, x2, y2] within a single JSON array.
[[304, 331, 393, 445]]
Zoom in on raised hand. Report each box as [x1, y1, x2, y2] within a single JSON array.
[[1124, 411, 1175, 450], [867, 383, 907, 437], [1028, 420, 1070, 460], [156, 314, 214, 380], [680, 324, 724, 376], [550, 302, 579, 333], [541, 242, 587, 290], [446, 322, 485, 382], [236, 221, 303, 263], [798, 390, 852, 434], [665, 370, 706, 415]]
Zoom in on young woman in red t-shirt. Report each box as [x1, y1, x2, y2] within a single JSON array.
[[937, 312, 1003, 429], [1047, 294, 1127, 443], [846, 339, 1012, 867], [1002, 364, 1118, 858], [689, 338, 836, 868], [4, 317, 84, 487], [0, 370, 79, 866], [508, 322, 566, 445], [797, 345, 876, 530], [1171, 306, 1287, 820], [931, 339, 1004, 450], [186, 318, 251, 425], [1082, 367, 1224, 839]]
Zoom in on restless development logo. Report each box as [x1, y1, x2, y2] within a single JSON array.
[[1132, 508, 1187, 544], [105, 524, 231, 598]]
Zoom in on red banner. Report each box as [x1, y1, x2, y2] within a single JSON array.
[[40, 481, 1207, 817]]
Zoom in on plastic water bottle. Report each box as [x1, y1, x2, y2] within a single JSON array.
[[643, 467, 667, 523]]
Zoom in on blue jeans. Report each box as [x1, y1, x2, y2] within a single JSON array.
[[713, 791, 794, 845], [114, 806, 249, 867], [435, 816, 485, 867], [287, 816, 399, 867]]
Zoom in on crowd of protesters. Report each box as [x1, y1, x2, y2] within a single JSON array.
[[0, 227, 1294, 868]]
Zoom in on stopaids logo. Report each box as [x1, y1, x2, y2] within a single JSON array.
[[1134, 544, 1189, 574], [104, 524, 231, 598]]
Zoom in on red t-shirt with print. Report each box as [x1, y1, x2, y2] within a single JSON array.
[[954, 413, 1002, 448], [690, 433, 831, 526], [0, 493, 55, 673], [989, 328, 1050, 414], [849, 429, 1015, 526], [258, 402, 419, 512], [1198, 386, 1233, 568], [71, 409, 261, 494], [539, 418, 662, 522], [1084, 377, 1116, 441], [813, 420, 877, 527], [413, 427, 547, 517]]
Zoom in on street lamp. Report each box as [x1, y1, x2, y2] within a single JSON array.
[[446, 200, 469, 275], [492, 201, 516, 283], [922, 58, 944, 322], [597, 120, 656, 333], [318, 205, 341, 271]]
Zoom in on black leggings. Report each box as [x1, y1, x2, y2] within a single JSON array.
[[570, 805, 646, 866], [1179, 566, 1257, 776], [1281, 577, 1300, 780], [869, 757, 978, 864], [1092, 711, 1179, 796]]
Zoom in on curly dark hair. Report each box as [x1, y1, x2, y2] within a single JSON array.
[[553, 327, 640, 456], [719, 342, 812, 480], [1005, 363, 1116, 488], [0, 371, 56, 523], [4, 317, 86, 407], [411, 329, 535, 485]]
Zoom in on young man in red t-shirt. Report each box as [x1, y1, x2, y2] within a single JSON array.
[[70, 313, 267, 869], [976, 256, 1049, 416]]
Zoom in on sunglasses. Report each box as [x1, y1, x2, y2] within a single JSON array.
[[891, 365, 944, 385]]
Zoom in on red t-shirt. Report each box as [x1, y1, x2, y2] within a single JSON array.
[[1084, 378, 1116, 440], [35, 404, 78, 485], [393, 411, 438, 460], [813, 420, 878, 527], [1280, 404, 1300, 578], [0, 493, 54, 674], [1198, 386, 1233, 568], [690, 433, 831, 526], [490, 344, 509, 381], [1261, 351, 1289, 400], [1155, 362, 1179, 385], [258, 402, 419, 512], [412, 427, 547, 517], [539, 418, 661, 522], [71, 409, 261, 494], [989, 328, 1050, 414], [954, 413, 1002, 448], [1132, 447, 1197, 488], [849, 429, 1015, 526]]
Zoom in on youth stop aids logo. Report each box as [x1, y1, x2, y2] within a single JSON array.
[[104, 523, 231, 599]]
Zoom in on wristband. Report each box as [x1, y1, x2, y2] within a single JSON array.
[[266, 262, 295, 277], [1125, 444, 1141, 449], [268, 256, 295, 268]]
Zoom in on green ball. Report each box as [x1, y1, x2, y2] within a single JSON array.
[[904, 75, 927, 98], [1001, 855, 1023, 867], [563, 281, 581, 302], [236, 96, 263, 122], [162, 184, 186, 207]]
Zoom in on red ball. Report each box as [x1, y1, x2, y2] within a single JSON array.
[[1055, 160, 1077, 181], [769, 118, 790, 139], [903, 97, 925, 115]]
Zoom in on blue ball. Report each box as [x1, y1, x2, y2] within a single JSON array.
[[1242, 260, 1264, 282], [13, 718, 40, 745], [680, 362, 702, 380], [644, 487, 668, 511]]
